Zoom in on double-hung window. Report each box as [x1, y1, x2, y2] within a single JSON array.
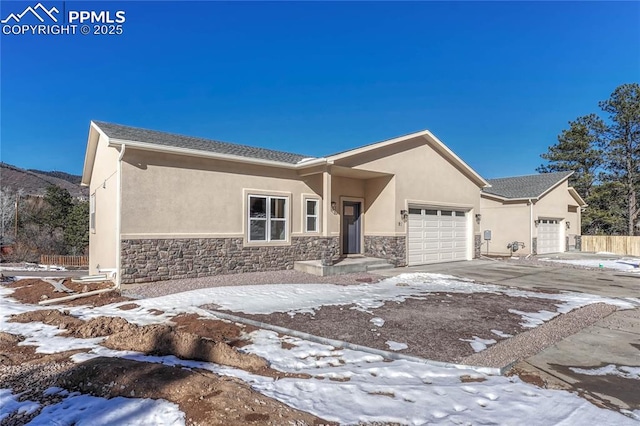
[[248, 195, 287, 242], [305, 199, 319, 232]]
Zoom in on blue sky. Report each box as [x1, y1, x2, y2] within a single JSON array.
[[1, 1, 638, 178]]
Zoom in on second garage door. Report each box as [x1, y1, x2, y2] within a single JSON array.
[[537, 219, 561, 254], [408, 207, 468, 266]]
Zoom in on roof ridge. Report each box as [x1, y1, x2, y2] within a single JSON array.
[[92, 120, 313, 163], [482, 171, 574, 199], [486, 170, 572, 182]]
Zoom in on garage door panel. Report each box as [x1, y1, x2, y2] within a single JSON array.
[[408, 207, 469, 266], [538, 220, 561, 254]]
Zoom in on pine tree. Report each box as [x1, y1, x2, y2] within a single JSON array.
[[599, 83, 640, 235], [64, 201, 89, 255], [537, 114, 605, 199]]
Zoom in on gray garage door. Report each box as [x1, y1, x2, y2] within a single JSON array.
[[537, 219, 561, 254], [408, 207, 468, 265]]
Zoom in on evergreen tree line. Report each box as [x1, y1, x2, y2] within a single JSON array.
[[538, 83, 640, 235], [0, 186, 89, 261]]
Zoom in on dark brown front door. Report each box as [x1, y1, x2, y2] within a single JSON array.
[[342, 201, 361, 254]]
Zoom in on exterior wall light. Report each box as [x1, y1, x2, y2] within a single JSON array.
[[566, 221, 570, 229], [534, 219, 541, 227], [400, 209, 409, 221], [330, 201, 337, 213], [475, 213, 482, 224]]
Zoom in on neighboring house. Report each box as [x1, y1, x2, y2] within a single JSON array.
[[479, 171, 587, 256], [81, 121, 489, 284]]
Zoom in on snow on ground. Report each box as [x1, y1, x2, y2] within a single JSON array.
[[385, 340, 408, 351], [370, 317, 385, 327], [570, 364, 640, 380], [508, 308, 559, 328], [0, 389, 39, 422], [491, 329, 513, 338], [129, 273, 638, 319], [28, 391, 184, 426], [541, 257, 640, 271], [2, 273, 640, 424], [460, 336, 497, 352], [0, 264, 67, 272]]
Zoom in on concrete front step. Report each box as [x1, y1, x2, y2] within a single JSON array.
[[294, 257, 395, 277]]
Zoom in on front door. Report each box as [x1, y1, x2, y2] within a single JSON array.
[[342, 201, 361, 254]]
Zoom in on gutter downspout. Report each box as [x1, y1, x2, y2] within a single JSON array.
[[529, 198, 533, 256], [116, 145, 126, 289]]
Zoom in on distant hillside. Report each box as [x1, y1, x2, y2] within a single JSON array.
[[27, 169, 82, 185], [0, 163, 88, 198]]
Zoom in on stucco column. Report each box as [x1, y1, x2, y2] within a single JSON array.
[[322, 168, 331, 237], [322, 170, 332, 237]]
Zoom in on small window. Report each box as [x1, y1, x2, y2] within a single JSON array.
[[248, 195, 288, 242], [425, 209, 438, 216], [305, 199, 319, 232], [408, 208, 422, 215], [441, 210, 453, 216], [455, 211, 466, 217], [90, 193, 96, 233]]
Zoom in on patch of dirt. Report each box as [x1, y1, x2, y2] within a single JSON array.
[[171, 313, 257, 348], [10, 309, 85, 329], [0, 330, 87, 366], [117, 302, 140, 310], [7, 309, 304, 380], [506, 364, 547, 388], [459, 375, 486, 383], [232, 292, 561, 362], [5, 278, 131, 306], [73, 316, 136, 338], [64, 291, 132, 307], [54, 357, 331, 426], [9, 309, 137, 338], [104, 324, 269, 373]]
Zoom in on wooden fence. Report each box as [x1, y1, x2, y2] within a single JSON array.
[[581, 236, 640, 257], [40, 255, 89, 267]]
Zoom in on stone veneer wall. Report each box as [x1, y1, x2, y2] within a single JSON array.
[[531, 237, 537, 255], [363, 236, 406, 267], [121, 236, 340, 284], [575, 235, 582, 251], [474, 234, 481, 258]]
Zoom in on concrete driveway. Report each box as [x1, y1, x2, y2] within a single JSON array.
[[376, 256, 640, 413], [375, 256, 640, 299]]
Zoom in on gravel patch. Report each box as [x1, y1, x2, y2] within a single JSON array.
[[122, 270, 379, 299], [462, 302, 618, 368], [221, 292, 562, 363], [0, 361, 77, 425]]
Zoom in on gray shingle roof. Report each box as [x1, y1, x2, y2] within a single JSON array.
[[93, 121, 312, 164], [483, 171, 573, 199]]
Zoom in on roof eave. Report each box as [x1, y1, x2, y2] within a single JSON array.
[[80, 121, 104, 186], [568, 186, 587, 207], [481, 192, 538, 203], [107, 138, 327, 169]]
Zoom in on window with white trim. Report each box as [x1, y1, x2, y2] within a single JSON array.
[[248, 195, 288, 242], [305, 199, 319, 232], [90, 193, 96, 233]]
